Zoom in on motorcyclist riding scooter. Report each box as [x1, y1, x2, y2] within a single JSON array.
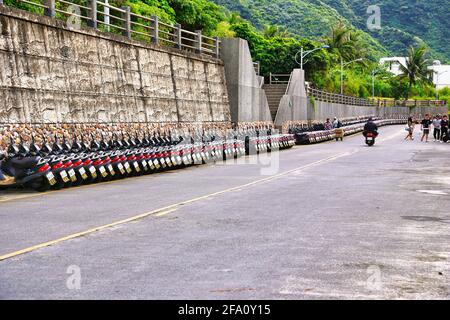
[[363, 117, 379, 146]]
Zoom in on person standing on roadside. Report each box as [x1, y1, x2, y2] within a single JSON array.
[[324, 118, 333, 130], [404, 116, 415, 141], [432, 115, 441, 141], [421, 114, 432, 142], [441, 115, 449, 142], [333, 117, 343, 129]]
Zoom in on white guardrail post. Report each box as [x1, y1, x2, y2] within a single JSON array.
[[175, 24, 182, 49], [88, 0, 97, 29], [44, 0, 56, 18], [196, 30, 202, 54], [1, 0, 230, 58], [122, 6, 131, 38], [214, 37, 220, 58], [151, 15, 158, 44]]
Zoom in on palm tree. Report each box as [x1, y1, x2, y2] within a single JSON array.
[[324, 22, 359, 62], [398, 45, 433, 99], [262, 25, 290, 38]]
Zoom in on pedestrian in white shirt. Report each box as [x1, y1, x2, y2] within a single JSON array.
[[432, 115, 441, 141]]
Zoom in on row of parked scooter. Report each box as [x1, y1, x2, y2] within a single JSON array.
[[291, 117, 408, 145], [0, 129, 295, 191]]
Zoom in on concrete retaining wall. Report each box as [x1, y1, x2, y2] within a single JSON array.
[[274, 70, 308, 127], [220, 38, 272, 123], [377, 106, 448, 118], [274, 69, 448, 128], [0, 6, 231, 124], [310, 101, 376, 121]]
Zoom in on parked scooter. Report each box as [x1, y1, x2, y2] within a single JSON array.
[[0, 126, 295, 191], [0, 136, 54, 191]]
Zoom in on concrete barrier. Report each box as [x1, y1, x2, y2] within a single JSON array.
[[0, 6, 230, 124], [273, 68, 448, 131], [220, 38, 272, 123]]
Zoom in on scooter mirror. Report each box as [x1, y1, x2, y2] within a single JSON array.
[[7, 137, 20, 157], [29, 136, 41, 156]]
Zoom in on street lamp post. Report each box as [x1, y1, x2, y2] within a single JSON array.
[[295, 45, 330, 70], [372, 70, 376, 100], [371, 69, 381, 100], [340, 58, 364, 95]]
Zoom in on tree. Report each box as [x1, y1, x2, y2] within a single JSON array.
[[398, 45, 433, 99], [228, 12, 243, 25], [324, 23, 360, 62], [262, 25, 289, 39], [168, 0, 227, 33]]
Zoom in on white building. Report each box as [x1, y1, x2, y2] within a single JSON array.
[[379, 57, 408, 76], [428, 61, 450, 90]]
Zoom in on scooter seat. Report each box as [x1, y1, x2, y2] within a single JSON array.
[[10, 156, 40, 169]]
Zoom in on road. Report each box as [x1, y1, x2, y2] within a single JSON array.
[[1, 125, 449, 299]]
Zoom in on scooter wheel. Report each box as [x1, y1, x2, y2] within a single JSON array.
[[33, 182, 51, 192], [26, 177, 51, 192]]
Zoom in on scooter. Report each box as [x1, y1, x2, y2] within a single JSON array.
[[0, 137, 54, 192], [364, 131, 378, 147]]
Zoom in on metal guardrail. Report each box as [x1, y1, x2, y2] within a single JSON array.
[[370, 99, 447, 107], [307, 87, 376, 106], [5, 0, 220, 58], [307, 87, 447, 107], [269, 73, 290, 84]]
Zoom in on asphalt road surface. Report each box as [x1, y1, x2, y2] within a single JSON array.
[[1, 125, 449, 299]]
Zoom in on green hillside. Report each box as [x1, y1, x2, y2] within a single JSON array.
[[5, 0, 448, 100], [212, 0, 450, 63]]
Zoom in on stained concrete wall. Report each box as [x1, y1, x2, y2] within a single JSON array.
[[220, 38, 272, 123], [0, 6, 231, 124], [377, 106, 448, 118], [310, 101, 377, 121], [274, 69, 308, 127], [274, 69, 448, 128]]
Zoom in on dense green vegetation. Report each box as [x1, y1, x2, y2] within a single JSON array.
[[4, 0, 448, 102], [212, 0, 450, 63]]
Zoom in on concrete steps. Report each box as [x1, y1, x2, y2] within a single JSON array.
[[263, 84, 287, 121]]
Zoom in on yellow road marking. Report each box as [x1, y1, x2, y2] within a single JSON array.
[[0, 207, 177, 261], [0, 152, 353, 262], [0, 193, 46, 203], [153, 208, 178, 217], [0, 128, 403, 261]]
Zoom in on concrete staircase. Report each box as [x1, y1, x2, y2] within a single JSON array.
[[263, 84, 288, 121]]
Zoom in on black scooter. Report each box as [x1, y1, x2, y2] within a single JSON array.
[[0, 136, 54, 191], [364, 131, 378, 147]]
